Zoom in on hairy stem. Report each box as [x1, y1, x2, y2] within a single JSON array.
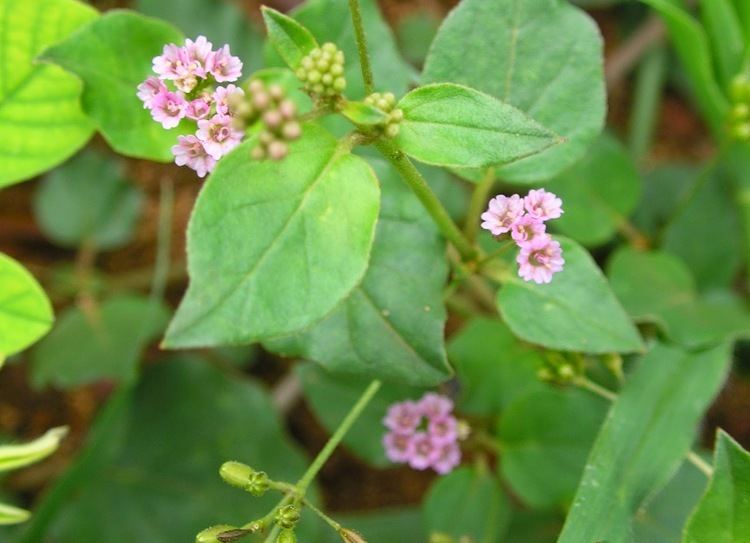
[[376, 139, 479, 262], [347, 0, 375, 95], [464, 168, 496, 242]]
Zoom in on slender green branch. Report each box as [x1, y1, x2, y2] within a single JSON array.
[[347, 0, 374, 95], [686, 450, 714, 478], [464, 168, 496, 242], [376, 139, 479, 262], [302, 498, 342, 532]]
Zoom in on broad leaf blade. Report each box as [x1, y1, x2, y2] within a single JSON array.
[[0, 0, 97, 187], [261, 6, 318, 69]]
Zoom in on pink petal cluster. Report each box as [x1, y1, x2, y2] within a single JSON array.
[[383, 393, 461, 475], [481, 189, 565, 284], [137, 36, 245, 178]]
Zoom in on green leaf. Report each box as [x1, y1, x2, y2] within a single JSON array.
[[684, 431, 750, 543], [30, 296, 168, 389], [423, 466, 511, 542], [41, 10, 186, 161], [0, 0, 97, 187], [395, 9, 440, 67], [504, 509, 562, 543], [0, 503, 30, 526], [550, 133, 642, 247], [700, 0, 745, 92], [498, 388, 608, 508], [164, 124, 380, 348], [296, 363, 421, 467], [734, 0, 750, 41], [263, 158, 450, 386], [642, 0, 729, 135], [341, 101, 388, 126], [25, 358, 322, 542], [447, 318, 545, 415], [33, 150, 143, 250], [0, 427, 67, 473], [631, 164, 698, 239], [559, 342, 733, 542], [395, 83, 559, 169], [496, 237, 644, 354], [262, 6, 318, 70], [0, 253, 53, 358], [422, 0, 605, 183]]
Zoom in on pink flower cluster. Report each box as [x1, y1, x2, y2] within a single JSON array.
[[481, 189, 565, 284], [383, 393, 461, 474], [137, 36, 244, 177]]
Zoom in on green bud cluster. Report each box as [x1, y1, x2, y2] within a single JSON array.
[[537, 352, 583, 386], [296, 43, 346, 97], [275, 504, 301, 529], [276, 528, 297, 543], [729, 74, 750, 141], [219, 461, 270, 496], [363, 92, 403, 138]]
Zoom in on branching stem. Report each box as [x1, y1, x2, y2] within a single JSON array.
[[347, 0, 374, 94]]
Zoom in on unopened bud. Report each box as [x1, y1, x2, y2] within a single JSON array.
[[196, 525, 246, 543], [276, 528, 297, 543], [268, 141, 289, 160], [252, 91, 270, 110], [269, 84, 285, 101], [339, 528, 367, 543], [385, 124, 400, 138], [276, 505, 300, 529], [282, 121, 301, 140], [251, 145, 266, 160], [220, 461, 254, 490], [247, 470, 270, 496], [279, 100, 296, 119], [263, 110, 283, 129]]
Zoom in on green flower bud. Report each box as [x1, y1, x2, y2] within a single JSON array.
[[384, 123, 400, 138], [276, 528, 297, 543], [322, 42, 337, 54], [247, 470, 271, 496], [297, 43, 346, 97], [276, 504, 301, 529], [196, 525, 247, 543], [339, 528, 367, 542], [333, 77, 347, 92], [219, 461, 255, 490]]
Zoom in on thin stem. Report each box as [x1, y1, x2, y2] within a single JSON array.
[[150, 177, 174, 301], [347, 0, 374, 95], [302, 498, 341, 532], [686, 451, 714, 478], [376, 139, 478, 262], [294, 379, 382, 495], [464, 168, 496, 242]]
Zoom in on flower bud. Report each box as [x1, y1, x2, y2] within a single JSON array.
[[282, 122, 301, 140], [339, 528, 368, 543], [297, 43, 346, 97], [220, 461, 254, 490], [196, 525, 247, 543], [276, 528, 297, 543], [246, 470, 271, 497], [268, 141, 289, 161], [275, 504, 301, 529]]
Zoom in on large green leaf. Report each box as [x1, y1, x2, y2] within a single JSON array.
[[447, 318, 545, 415], [496, 237, 644, 354], [497, 388, 608, 509], [684, 431, 750, 543], [549, 133, 642, 247], [422, 0, 605, 183], [33, 150, 142, 250], [30, 296, 169, 389], [0, 0, 96, 187], [423, 466, 511, 543], [559, 342, 732, 543], [263, 158, 450, 386], [16, 359, 321, 542], [164, 124, 379, 348], [41, 10, 185, 161], [395, 83, 559, 169], [261, 6, 318, 70], [0, 253, 53, 358]]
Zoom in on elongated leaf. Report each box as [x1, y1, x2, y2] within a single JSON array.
[[0, 0, 96, 187], [700, 0, 745, 91], [0, 254, 53, 358], [395, 83, 559, 169], [0, 427, 67, 473], [422, 0, 605, 183], [496, 237, 644, 354], [684, 431, 750, 542], [0, 504, 30, 526], [41, 10, 186, 161], [164, 124, 379, 348], [262, 6, 317, 69], [559, 342, 732, 543], [264, 158, 450, 386]]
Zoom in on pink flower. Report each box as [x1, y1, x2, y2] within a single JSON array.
[[207, 44, 243, 82], [185, 97, 211, 120], [196, 114, 243, 159], [480, 194, 525, 236], [383, 401, 421, 434], [152, 43, 187, 80], [183, 36, 212, 72], [418, 392, 453, 419], [408, 432, 440, 470], [428, 416, 458, 444], [150, 90, 187, 129], [433, 442, 461, 475], [524, 189, 563, 221], [383, 432, 414, 463], [137, 76, 167, 109], [516, 235, 565, 284], [172, 135, 216, 178], [213, 84, 244, 116], [511, 215, 547, 245]]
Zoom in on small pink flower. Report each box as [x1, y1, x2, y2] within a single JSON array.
[[172, 135, 216, 178], [185, 97, 211, 120], [524, 189, 563, 221], [136, 76, 167, 109], [480, 194, 525, 236], [433, 442, 461, 475], [183, 35, 213, 73], [152, 43, 187, 80], [207, 44, 243, 82], [383, 432, 414, 463], [383, 401, 421, 434], [408, 432, 440, 470], [511, 215, 547, 245], [213, 84, 244, 116], [517, 235, 565, 284], [196, 114, 243, 159], [418, 393, 453, 420], [150, 90, 187, 129], [428, 416, 458, 444]]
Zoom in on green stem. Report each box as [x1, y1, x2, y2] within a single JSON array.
[[376, 139, 479, 262], [347, 0, 375, 95], [686, 450, 714, 478], [464, 168, 496, 242], [302, 498, 341, 532], [628, 45, 667, 164]]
